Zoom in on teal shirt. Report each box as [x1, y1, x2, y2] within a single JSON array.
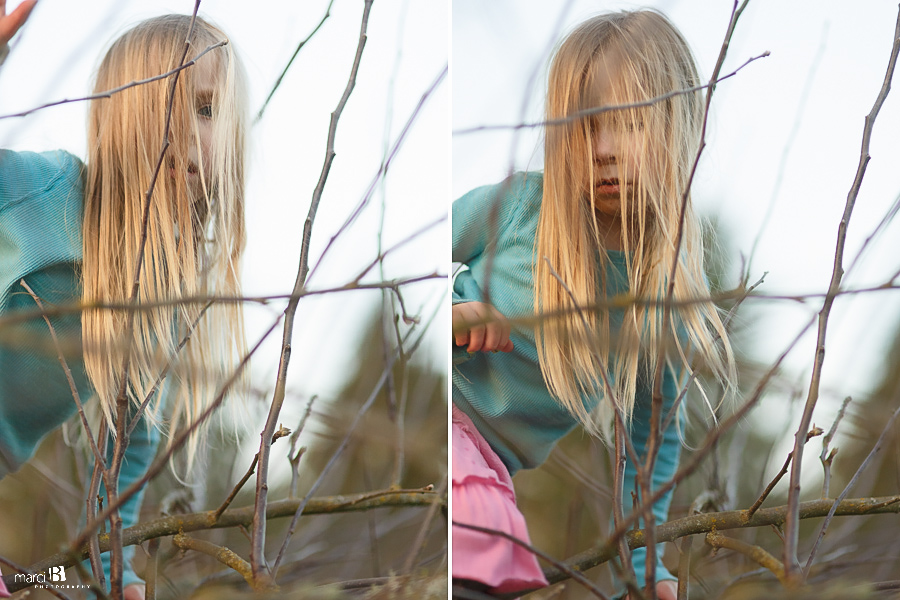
[[0, 149, 158, 589], [452, 172, 680, 591]]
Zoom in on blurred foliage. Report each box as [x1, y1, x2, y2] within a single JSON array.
[[0, 309, 447, 598]]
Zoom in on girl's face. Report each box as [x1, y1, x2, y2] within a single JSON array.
[[587, 55, 647, 218], [591, 121, 644, 217]]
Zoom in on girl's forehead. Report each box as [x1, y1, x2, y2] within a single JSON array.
[[191, 53, 221, 91], [584, 50, 632, 106]]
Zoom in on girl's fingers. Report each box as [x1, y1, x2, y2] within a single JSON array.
[[0, 0, 37, 45], [467, 324, 485, 353], [481, 322, 500, 352]]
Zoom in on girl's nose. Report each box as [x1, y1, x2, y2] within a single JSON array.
[[593, 130, 616, 158]]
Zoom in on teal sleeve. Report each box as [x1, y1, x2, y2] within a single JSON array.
[[84, 412, 159, 590], [611, 368, 681, 597], [451, 173, 535, 363], [451, 174, 531, 276]]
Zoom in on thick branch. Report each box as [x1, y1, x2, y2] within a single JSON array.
[[9, 488, 440, 592], [705, 531, 788, 585], [172, 534, 253, 586], [527, 495, 900, 591]]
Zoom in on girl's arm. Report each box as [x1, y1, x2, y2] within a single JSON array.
[[451, 173, 534, 268], [0, 0, 37, 64], [452, 174, 539, 357]]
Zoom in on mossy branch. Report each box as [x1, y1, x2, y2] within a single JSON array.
[[533, 495, 900, 589], [705, 531, 788, 586], [172, 534, 254, 586], [7, 488, 440, 592]]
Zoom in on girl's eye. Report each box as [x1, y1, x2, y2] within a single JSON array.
[[198, 105, 213, 119]]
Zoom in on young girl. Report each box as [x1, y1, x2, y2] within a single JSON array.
[[1, 10, 248, 599], [452, 10, 735, 599]]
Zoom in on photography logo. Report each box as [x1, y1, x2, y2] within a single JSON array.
[[14, 566, 89, 590]]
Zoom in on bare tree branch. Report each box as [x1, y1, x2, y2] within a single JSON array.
[[254, 0, 335, 123], [0, 40, 226, 120], [10, 488, 441, 593], [705, 531, 788, 586], [249, 0, 373, 588], [783, 6, 900, 584], [804, 402, 900, 574], [172, 533, 253, 585], [453, 51, 768, 136]]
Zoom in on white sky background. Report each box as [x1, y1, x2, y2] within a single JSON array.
[[454, 1, 900, 475], [0, 0, 449, 460]]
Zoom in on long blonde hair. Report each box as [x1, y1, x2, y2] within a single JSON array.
[[534, 10, 735, 437], [82, 15, 248, 467]]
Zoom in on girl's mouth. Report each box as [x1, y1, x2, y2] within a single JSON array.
[[596, 178, 620, 194]]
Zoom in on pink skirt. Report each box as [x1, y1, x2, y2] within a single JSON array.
[[452, 405, 548, 594], [0, 565, 9, 598]]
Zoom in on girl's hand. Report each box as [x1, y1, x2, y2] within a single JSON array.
[[452, 301, 514, 353], [625, 580, 677, 600], [124, 583, 146, 600], [0, 0, 37, 46]]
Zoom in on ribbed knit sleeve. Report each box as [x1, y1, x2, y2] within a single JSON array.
[[0, 150, 155, 588], [0, 149, 87, 475]]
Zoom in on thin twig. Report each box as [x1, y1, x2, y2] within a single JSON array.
[[105, 7, 204, 596], [145, 538, 159, 600], [676, 535, 692, 600], [249, 0, 373, 588], [126, 302, 212, 437], [68, 313, 282, 563], [288, 396, 316, 498], [646, 3, 752, 594], [746, 22, 828, 273], [215, 454, 258, 522], [19, 280, 104, 469], [0, 41, 226, 120], [401, 477, 448, 575], [306, 64, 448, 284], [783, 6, 900, 584], [87, 422, 109, 590], [746, 426, 824, 518], [453, 52, 769, 136], [214, 425, 291, 521], [271, 356, 395, 575], [819, 396, 851, 498], [0, 272, 444, 330], [452, 521, 611, 600], [254, 0, 335, 123], [804, 402, 900, 574], [543, 258, 641, 586]]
